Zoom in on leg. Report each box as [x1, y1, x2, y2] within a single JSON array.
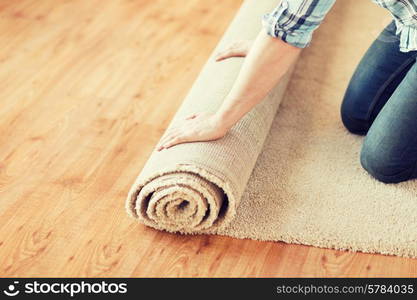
[[360, 60, 417, 183], [341, 21, 417, 135]]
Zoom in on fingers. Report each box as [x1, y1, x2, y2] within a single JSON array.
[[157, 112, 208, 151], [215, 49, 239, 62], [215, 41, 249, 61], [162, 136, 184, 150], [215, 44, 238, 61], [158, 133, 176, 151], [215, 51, 230, 62], [157, 131, 187, 151], [157, 114, 199, 151]]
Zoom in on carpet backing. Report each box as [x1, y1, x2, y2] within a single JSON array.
[[126, 0, 417, 258]]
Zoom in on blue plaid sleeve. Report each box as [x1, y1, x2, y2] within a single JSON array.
[[372, 0, 417, 52], [262, 0, 336, 48]]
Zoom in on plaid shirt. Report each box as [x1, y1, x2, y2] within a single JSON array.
[[262, 0, 417, 52]]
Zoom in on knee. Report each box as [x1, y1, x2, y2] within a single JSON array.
[[341, 110, 369, 135], [360, 143, 412, 184], [340, 96, 370, 135]]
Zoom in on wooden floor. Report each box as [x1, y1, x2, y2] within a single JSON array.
[[0, 0, 416, 277]]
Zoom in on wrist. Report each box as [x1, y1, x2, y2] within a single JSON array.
[[213, 110, 237, 132]]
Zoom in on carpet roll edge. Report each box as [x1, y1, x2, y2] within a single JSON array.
[[126, 162, 238, 233]]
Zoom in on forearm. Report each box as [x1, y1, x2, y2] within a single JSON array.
[[215, 29, 301, 130]]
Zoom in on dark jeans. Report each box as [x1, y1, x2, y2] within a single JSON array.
[[341, 21, 417, 183]]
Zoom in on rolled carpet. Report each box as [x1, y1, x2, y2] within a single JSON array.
[[126, 0, 292, 233]]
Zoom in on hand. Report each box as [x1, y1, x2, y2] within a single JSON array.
[[215, 40, 253, 61], [157, 112, 229, 151]]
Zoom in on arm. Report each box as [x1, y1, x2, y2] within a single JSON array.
[[158, 0, 335, 151], [157, 32, 299, 151], [214, 29, 301, 131], [216, 0, 338, 129]]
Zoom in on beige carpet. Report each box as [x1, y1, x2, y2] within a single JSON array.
[[126, 0, 417, 258]]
